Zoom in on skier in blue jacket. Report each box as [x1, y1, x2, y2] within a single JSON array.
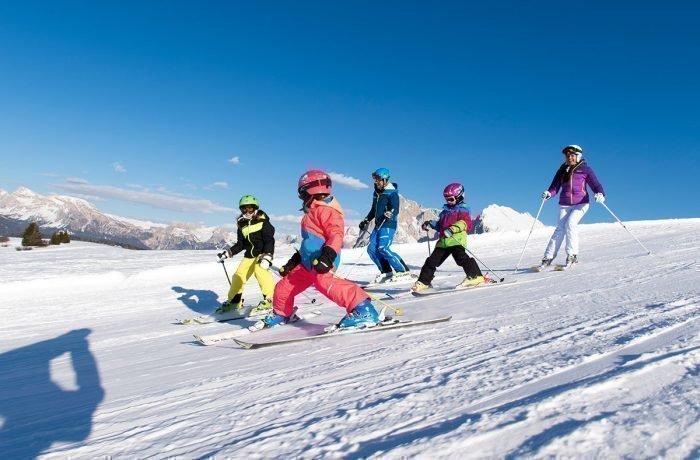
[[359, 168, 414, 284]]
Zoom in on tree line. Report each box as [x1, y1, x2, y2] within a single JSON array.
[[0, 223, 72, 248]]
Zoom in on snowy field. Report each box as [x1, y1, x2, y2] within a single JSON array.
[[1, 218, 699, 459]]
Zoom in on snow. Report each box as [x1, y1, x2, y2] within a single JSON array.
[[1, 219, 699, 458], [479, 203, 546, 233], [103, 213, 169, 230]]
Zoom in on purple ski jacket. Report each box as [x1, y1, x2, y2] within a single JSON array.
[[547, 160, 605, 206]]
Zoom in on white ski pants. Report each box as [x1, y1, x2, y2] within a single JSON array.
[[544, 203, 590, 259]]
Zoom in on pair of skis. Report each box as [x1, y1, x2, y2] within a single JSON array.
[[410, 278, 518, 297], [176, 307, 269, 325], [530, 262, 577, 272], [233, 315, 453, 349], [192, 310, 452, 348]]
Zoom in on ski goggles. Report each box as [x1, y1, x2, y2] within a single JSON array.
[[444, 195, 457, 204], [562, 147, 582, 156], [297, 178, 332, 200]]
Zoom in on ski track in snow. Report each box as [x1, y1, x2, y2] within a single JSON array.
[[1, 219, 699, 458]]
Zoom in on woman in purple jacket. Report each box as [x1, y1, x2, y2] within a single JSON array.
[[537, 144, 605, 269]]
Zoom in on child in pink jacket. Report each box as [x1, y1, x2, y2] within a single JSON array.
[[255, 170, 382, 330]]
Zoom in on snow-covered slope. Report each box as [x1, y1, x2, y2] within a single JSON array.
[[1, 218, 698, 458]]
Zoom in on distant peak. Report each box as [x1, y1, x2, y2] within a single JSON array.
[[15, 186, 38, 196]]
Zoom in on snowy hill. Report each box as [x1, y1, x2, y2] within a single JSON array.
[[1, 218, 698, 458], [475, 203, 547, 233]]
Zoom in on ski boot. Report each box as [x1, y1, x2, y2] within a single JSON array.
[[373, 272, 393, 284], [459, 275, 485, 288], [534, 258, 553, 272], [251, 299, 272, 314], [215, 299, 243, 314], [388, 271, 416, 283], [339, 300, 381, 329], [411, 280, 430, 293], [249, 311, 290, 332], [564, 254, 578, 267]]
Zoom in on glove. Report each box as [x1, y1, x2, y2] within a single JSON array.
[[217, 247, 233, 262], [359, 218, 369, 231], [313, 246, 337, 274], [279, 252, 301, 277], [257, 253, 273, 270], [448, 224, 461, 234], [421, 221, 432, 231], [383, 210, 394, 219], [541, 191, 552, 200], [594, 193, 605, 203]]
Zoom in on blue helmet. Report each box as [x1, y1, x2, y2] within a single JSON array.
[[372, 168, 391, 181]]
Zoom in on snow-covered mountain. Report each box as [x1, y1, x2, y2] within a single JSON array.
[[0, 188, 544, 250], [0, 187, 238, 250], [344, 196, 546, 247]]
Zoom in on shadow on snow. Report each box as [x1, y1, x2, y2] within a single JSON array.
[[0, 328, 104, 459], [172, 286, 221, 314]]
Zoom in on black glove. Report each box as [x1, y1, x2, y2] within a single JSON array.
[[217, 247, 233, 262], [279, 252, 301, 277], [313, 246, 337, 274], [359, 218, 369, 231], [421, 221, 433, 231]]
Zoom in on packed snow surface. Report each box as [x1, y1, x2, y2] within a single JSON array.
[[1, 219, 699, 458]]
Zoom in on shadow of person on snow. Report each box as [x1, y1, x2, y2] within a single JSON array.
[[172, 286, 220, 314], [0, 328, 105, 459]]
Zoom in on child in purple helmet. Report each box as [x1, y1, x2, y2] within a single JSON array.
[[412, 183, 484, 292]]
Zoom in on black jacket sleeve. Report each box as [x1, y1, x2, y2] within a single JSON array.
[[261, 212, 275, 255], [229, 226, 245, 256]]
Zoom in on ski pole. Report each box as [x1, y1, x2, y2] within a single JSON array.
[[353, 227, 369, 249], [601, 202, 653, 255], [217, 251, 232, 286], [341, 218, 386, 280], [513, 197, 546, 273], [365, 290, 403, 316], [426, 229, 432, 255], [220, 261, 231, 286], [445, 230, 506, 282]]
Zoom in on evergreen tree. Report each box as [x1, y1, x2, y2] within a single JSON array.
[[61, 231, 71, 243], [22, 223, 45, 247]]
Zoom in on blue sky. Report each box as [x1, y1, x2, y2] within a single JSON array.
[[1, 1, 698, 233]]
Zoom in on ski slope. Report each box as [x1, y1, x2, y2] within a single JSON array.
[[1, 219, 699, 458]]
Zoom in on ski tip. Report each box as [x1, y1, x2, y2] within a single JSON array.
[[233, 339, 256, 349]]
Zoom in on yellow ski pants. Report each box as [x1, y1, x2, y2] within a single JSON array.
[[227, 256, 275, 302]]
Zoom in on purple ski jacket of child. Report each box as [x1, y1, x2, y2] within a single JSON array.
[[547, 160, 605, 206]]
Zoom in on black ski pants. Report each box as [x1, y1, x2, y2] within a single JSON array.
[[418, 245, 482, 285]]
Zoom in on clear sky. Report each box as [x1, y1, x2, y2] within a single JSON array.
[[1, 0, 698, 232]]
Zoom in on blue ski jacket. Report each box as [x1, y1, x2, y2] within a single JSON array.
[[364, 182, 400, 230]]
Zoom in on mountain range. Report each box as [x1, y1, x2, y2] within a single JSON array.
[[0, 187, 545, 250]]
